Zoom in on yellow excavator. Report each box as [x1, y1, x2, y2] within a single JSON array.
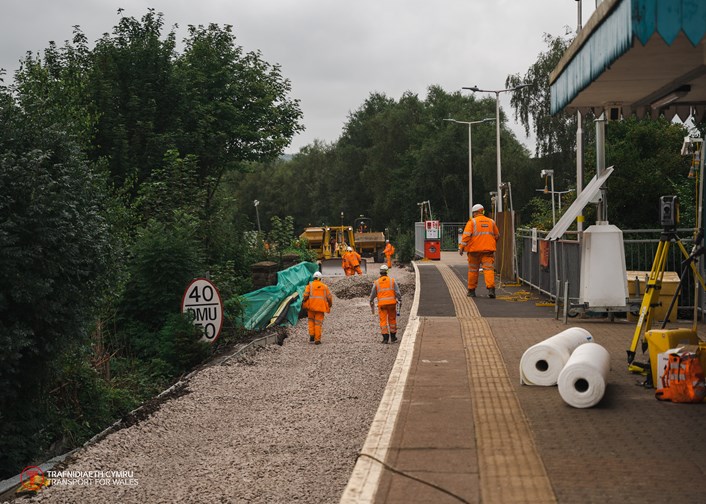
[[354, 216, 387, 263], [299, 225, 367, 276]]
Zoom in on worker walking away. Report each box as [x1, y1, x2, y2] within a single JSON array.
[[369, 264, 402, 344], [343, 246, 363, 275], [459, 203, 500, 298], [383, 240, 395, 268], [302, 271, 333, 345]]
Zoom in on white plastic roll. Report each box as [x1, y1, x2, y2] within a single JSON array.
[[557, 342, 610, 408], [519, 327, 593, 386]]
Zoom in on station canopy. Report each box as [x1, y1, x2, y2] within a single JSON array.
[[550, 0, 706, 121]]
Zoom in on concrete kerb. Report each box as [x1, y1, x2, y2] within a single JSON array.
[[339, 261, 422, 503]]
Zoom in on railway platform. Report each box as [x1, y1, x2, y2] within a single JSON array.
[[342, 252, 706, 504]]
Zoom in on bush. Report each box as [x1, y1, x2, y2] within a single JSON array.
[[118, 216, 205, 337], [157, 313, 211, 375], [394, 230, 416, 263]]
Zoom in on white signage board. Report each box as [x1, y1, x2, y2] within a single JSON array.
[[181, 278, 223, 343], [425, 220, 440, 239]]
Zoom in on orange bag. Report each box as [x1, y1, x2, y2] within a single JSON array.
[[655, 352, 706, 403]]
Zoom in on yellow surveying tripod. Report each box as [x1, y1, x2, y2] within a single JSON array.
[[626, 226, 706, 374]]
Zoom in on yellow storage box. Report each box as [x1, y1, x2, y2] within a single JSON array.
[[645, 328, 700, 388], [627, 270, 680, 323]]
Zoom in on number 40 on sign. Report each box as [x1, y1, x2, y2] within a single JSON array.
[[181, 278, 223, 343]]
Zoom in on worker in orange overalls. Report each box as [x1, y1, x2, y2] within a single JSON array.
[[369, 265, 402, 344], [343, 246, 363, 276], [303, 271, 333, 345], [459, 203, 500, 298], [383, 240, 395, 268]]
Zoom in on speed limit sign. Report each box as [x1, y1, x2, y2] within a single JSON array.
[[181, 278, 223, 343]]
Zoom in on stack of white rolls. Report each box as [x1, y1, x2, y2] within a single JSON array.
[[519, 327, 594, 386]]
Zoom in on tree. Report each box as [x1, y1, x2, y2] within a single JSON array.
[[237, 86, 533, 231], [599, 118, 691, 229], [87, 9, 180, 194], [505, 30, 577, 159], [0, 89, 112, 475], [175, 23, 304, 210]]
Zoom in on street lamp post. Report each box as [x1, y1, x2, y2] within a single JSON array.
[[443, 117, 495, 216], [253, 199, 261, 233], [463, 84, 528, 215], [536, 171, 575, 227], [540, 169, 556, 227]]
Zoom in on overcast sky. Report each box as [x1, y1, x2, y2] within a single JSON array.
[[0, 1, 598, 154]]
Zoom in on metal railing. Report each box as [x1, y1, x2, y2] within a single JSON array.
[[414, 222, 704, 318], [515, 227, 703, 317]]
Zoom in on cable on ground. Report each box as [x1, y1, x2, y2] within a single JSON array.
[[356, 452, 471, 504]]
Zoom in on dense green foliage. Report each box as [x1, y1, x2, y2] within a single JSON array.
[[0, 87, 113, 473], [234, 86, 537, 238], [0, 10, 302, 478]]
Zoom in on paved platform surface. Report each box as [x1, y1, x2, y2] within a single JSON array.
[[345, 252, 706, 504]]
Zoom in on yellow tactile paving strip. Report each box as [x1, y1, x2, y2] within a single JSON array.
[[438, 264, 556, 504], [437, 264, 480, 319]]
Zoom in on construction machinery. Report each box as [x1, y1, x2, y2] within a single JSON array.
[[353, 216, 387, 262], [299, 224, 367, 276]]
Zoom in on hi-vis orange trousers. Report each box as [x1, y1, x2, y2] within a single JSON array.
[[378, 304, 397, 335], [467, 252, 495, 290], [307, 311, 325, 342]]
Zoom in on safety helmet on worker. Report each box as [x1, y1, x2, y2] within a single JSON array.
[[347, 246, 352, 251], [380, 264, 388, 274], [472, 203, 484, 214], [313, 271, 322, 279]]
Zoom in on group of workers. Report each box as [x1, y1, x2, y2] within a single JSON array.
[[340, 239, 395, 276], [302, 202, 499, 347], [303, 240, 400, 345]]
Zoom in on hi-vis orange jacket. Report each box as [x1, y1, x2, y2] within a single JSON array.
[[343, 250, 361, 268], [384, 243, 395, 257], [303, 279, 333, 313], [371, 276, 399, 307], [459, 215, 499, 253]]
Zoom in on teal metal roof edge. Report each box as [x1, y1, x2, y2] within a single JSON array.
[[550, 0, 706, 114], [550, 0, 632, 114], [638, 0, 706, 46]]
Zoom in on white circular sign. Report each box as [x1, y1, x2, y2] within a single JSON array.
[[181, 278, 223, 343]]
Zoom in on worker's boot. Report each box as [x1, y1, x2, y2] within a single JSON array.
[[381, 334, 389, 344], [314, 339, 321, 345], [488, 288, 496, 299], [390, 333, 398, 343], [309, 335, 315, 343], [467, 289, 476, 297]]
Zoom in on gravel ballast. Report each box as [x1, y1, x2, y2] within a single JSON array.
[[30, 264, 415, 504]]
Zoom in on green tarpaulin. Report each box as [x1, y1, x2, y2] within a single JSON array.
[[239, 261, 319, 330]]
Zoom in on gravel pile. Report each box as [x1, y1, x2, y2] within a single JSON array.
[[30, 264, 415, 504]]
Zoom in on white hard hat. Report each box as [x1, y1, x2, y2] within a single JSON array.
[[380, 264, 388, 272], [347, 246, 352, 251], [472, 203, 484, 213], [313, 271, 322, 279]]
